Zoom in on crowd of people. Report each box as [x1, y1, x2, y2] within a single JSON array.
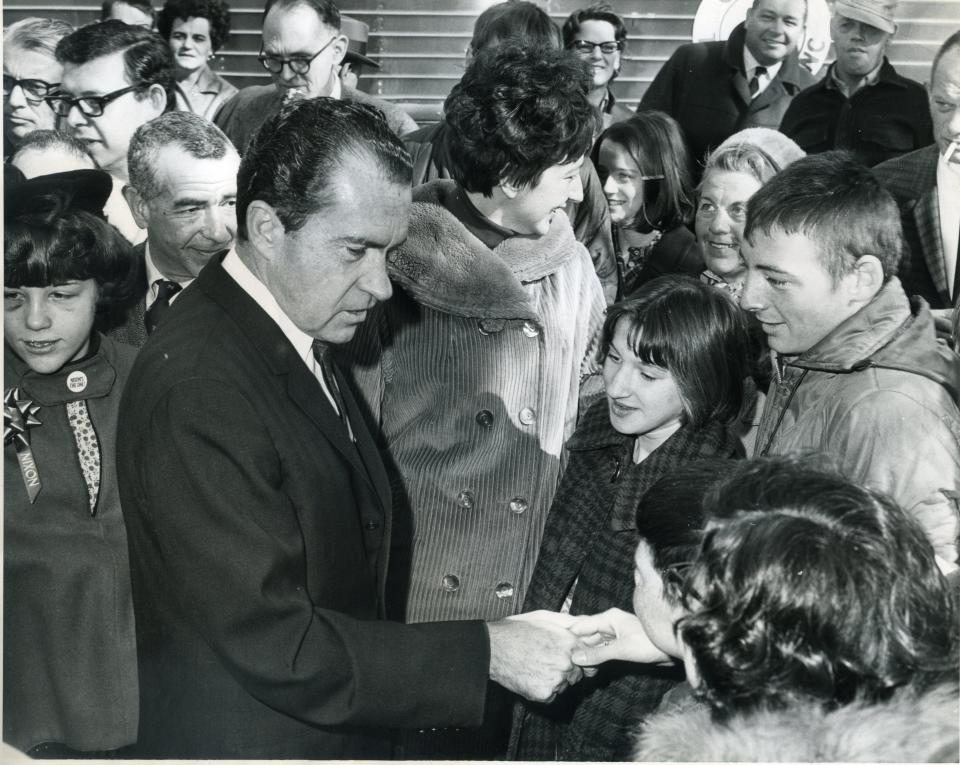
[[3, 0, 959, 760]]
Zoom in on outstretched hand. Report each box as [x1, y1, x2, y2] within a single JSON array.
[[566, 608, 674, 667]]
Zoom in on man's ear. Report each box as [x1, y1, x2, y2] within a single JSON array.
[[245, 200, 284, 260], [145, 83, 168, 117], [330, 34, 348, 66], [848, 254, 885, 303], [121, 183, 150, 230]]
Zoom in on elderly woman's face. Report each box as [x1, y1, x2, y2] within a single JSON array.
[[632, 540, 685, 659], [169, 16, 215, 74], [695, 169, 762, 280], [4, 280, 98, 374]]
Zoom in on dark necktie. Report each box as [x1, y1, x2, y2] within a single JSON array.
[[749, 66, 767, 98], [312, 339, 347, 423], [145, 279, 182, 335]]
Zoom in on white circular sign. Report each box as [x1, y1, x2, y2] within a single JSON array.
[[692, 0, 832, 76], [66, 370, 88, 393]]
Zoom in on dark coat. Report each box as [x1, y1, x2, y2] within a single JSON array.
[[638, 22, 816, 167], [780, 59, 933, 168], [117, 255, 489, 758], [4, 335, 139, 753], [511, 401, 744, 761], [874, 144, 954, 308], [617, 224, 703, 299]]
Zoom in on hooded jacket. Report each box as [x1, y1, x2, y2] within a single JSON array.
[[756, 278, 960, 562]]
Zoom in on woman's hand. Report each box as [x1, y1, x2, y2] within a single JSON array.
[[566, 608, 674, 667]]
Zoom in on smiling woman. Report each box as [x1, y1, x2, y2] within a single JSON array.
[[157, 0, 237, 120]]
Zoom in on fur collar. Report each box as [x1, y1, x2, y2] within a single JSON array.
[[635, 682, 959, 762], [387, 180, 584, 319]]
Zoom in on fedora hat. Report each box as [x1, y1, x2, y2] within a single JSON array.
[[340, 15, 380, 69]]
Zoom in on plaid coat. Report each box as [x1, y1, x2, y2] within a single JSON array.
[[874, 144, 954, 309], [511, 400, 744, 761]]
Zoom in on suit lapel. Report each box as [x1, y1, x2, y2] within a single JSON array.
[[913, 186, 949, 304]]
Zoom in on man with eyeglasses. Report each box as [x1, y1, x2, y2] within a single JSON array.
[[213, 0, 417, 155], [639, 0, 815, 177], [3, 17, 73, 158], [107, 112, 240, 347], [46, 21, 175, 243]]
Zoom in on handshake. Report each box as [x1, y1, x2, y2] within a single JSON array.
[[486, 608, 673, 703]]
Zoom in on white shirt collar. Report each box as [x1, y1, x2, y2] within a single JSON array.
[[144, 242, 195, 310], [743, 47, 782, 84]]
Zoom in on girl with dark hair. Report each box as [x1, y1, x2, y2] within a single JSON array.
[[512, 275, 748, 761], [3, 168, 140, 756], [596, 112, 703, 299], [158, 0, 237, 120]]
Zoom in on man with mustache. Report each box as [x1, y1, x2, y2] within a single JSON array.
[[781, 0, 932, 167], [639, 0, 814, 174]]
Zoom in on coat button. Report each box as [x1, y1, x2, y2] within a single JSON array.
[[364, 520, 380, 531], [495, 582, 514, 599], [508, 497, 528, 514], [518, 407, 536, 425], [476, 409, 494, 428], [456, 490, 475, 509], [521, 321, 540, 338], [442, 574, 461, 592], [478, 319, 505, 335]]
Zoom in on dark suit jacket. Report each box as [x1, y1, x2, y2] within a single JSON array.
[[638, 22, 816, 168], [117, 256, 489, 758], [875, 144, 954, 309], [106, 241, 148, 348]]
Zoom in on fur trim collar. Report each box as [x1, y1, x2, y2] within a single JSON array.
[[635, 682, 959, 762], [387, 180, 583, 319]]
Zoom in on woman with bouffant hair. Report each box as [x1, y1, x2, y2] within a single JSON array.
[[4, 167, 140, 756], [636, 456, 959, 762]]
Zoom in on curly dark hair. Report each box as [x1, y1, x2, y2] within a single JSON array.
[[442, 42, 597, 196], [680, 455, 959, 721], [157, 0, 232, 51]]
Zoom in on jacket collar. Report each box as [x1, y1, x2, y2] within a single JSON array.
[[788, 277, 917, 371], [388, 179, 583, 319], [722, 22, 808, 89], [5, 332, 118, 406]]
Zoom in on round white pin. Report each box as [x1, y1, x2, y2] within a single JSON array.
[[66, 371, 88, 393]]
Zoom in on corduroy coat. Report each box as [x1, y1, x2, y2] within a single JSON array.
[[343, 179, 606, 624], [511, 400, 744, 761]]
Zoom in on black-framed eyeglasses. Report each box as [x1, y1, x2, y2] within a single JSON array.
[[258, 35, 338, 75], [45, 84, 142, 118], [3, 75, 60, 102], [571, 40, 623, 55]]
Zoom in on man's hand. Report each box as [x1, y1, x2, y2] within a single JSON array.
[[487, 610, 584, 702], [567, 608, 674, 667]]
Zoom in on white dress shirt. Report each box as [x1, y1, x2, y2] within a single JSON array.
[[743, 47, 782, 98], [221, 249, 344, 420], [144, 243, 195, 310]]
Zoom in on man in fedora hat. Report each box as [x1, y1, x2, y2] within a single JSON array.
[[214, 0, 417, 153], [338, 15, 377, 90], [780, 0, 933, 167]]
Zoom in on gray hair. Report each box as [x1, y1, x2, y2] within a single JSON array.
[[3, 16, 74, 57], [127, 111, 236, 200]]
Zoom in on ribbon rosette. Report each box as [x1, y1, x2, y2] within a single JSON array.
[[4, 387, 42, 503]]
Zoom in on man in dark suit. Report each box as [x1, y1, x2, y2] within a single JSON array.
[[874, 31, 960, 328], [638, 0, 815, 170], [110, 111, 239, 346], [117, 98, 585, 758]]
